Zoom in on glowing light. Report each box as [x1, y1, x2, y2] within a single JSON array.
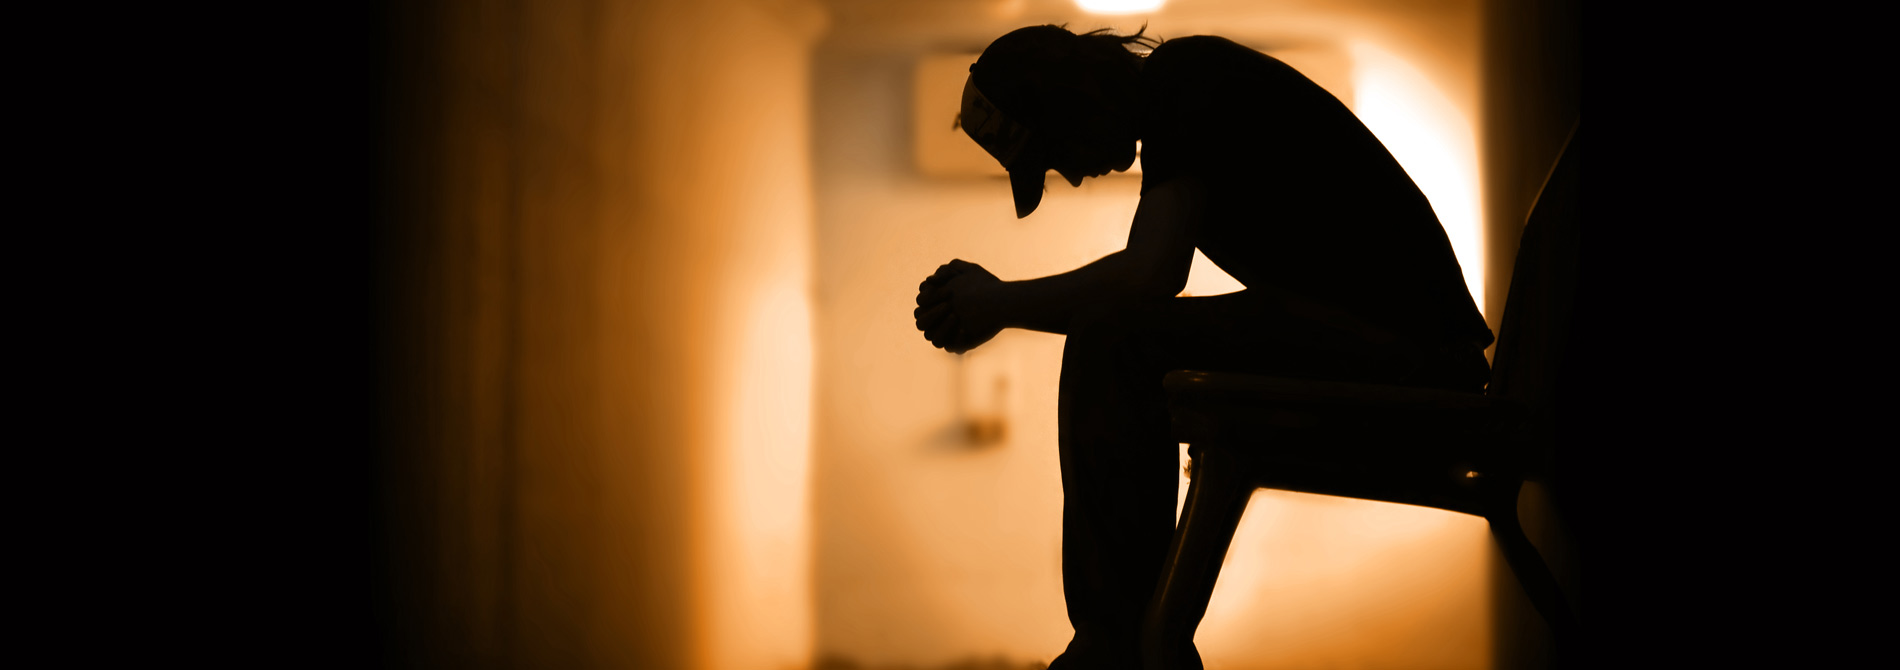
[[704, 275, 817, 670], [1186, 45, 1492, 669], [1075, 0, 1166, 15], [1198, 490, 1491, 669], [1349, 42, 1485, 316]]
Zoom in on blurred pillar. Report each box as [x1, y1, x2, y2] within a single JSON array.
[[377, 0, 826, 667]]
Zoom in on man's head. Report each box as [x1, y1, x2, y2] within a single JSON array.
[[961, 25, 1155, 217]]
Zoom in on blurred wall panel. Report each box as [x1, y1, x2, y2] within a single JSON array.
[[378, 1, 825, 667]]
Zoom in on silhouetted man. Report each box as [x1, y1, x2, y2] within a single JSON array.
[[913, 25, 1493, 670]]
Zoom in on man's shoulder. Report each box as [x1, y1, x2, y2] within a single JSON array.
[[1147, 35, 1258, 68], [1145, 35, 1297, 94], [1145, 35, 1313, 124]]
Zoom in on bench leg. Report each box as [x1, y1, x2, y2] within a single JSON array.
[[1486, 482, 1582, 667], [1140, 443, 1254, 670]]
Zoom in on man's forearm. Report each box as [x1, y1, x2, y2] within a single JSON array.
[[966, 250, 1178, 335]]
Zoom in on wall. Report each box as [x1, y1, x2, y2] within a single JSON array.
[[813, 36, 1132, 665], [811, 2, 1498, 668], [377, 0, 825, 667], [371, 0, 1574, 665]]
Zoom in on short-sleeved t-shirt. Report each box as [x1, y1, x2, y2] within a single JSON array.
[[1137, 36, 1493, 353]]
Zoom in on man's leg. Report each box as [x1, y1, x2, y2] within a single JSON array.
[[1051, 298, 1182, 669], [1048, 291, 1414, 669]]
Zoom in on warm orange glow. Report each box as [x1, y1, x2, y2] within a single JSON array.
[[1076, 0, 1167, 15], [692, 5, 824, 669], [382, 1, 1524, 668], [1198, 491, 1492, 669], [705, 278, 817, 670], [1350, 41, 1487, 316], [1180, 42, 1494, 668], [818, 5, 1496, 670], [1178, 248, 1246, 298]]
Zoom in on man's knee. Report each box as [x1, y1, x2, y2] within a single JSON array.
[[1059, 297, 1175, 396]]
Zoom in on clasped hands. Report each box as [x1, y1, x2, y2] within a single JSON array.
[[914, 259, 1004, 354]]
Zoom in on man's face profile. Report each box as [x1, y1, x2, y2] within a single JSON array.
[[963, 63, 1136, 191], [1047, 127, 1137, 187]]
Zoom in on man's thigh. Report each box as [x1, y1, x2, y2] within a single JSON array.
[[1087, 290, 1413, 385]]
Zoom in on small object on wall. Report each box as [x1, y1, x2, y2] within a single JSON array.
[[953, 343, 1017, 448]]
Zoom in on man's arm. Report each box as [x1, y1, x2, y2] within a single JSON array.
[[916, 175, 1206, 350]]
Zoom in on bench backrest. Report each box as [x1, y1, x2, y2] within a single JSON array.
[[1487, 124, 1581, 447]]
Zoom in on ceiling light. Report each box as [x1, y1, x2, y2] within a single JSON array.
[[1075, 0, 1166, 15]]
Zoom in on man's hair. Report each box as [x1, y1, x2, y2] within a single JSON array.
[[1075, 24, 1160, 72], [968, 24, 1160, 140]]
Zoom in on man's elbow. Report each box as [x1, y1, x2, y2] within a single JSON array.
[[1103, 248, 1191, 300], [1130, 265, 1190, 300]]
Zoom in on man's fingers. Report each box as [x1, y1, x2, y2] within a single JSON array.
[[931, 313, 965, 345], [924, 314, 948, 345], [926, 313, 963, 348], [919, 261, 985, 350], [915, 302, 951, 332], [920, 276, 960, 306]]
